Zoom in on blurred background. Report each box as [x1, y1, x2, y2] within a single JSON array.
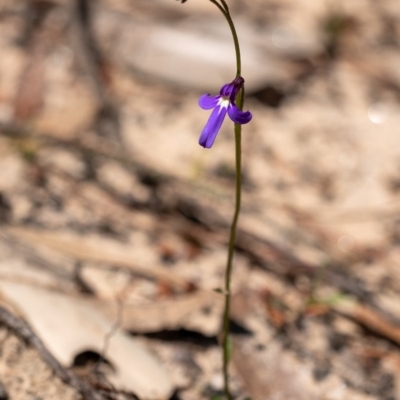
[[1, 0, 400, 399]]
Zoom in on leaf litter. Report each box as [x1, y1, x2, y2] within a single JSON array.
[[1, 0, 400, 399]]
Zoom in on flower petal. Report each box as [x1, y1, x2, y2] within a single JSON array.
[[219, 83, 231, 96], [199, 105, 227, 148], [198, 94, 220, 110], [227, 104, 252, 124]]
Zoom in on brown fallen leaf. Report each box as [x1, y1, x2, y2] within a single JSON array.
[[333, 299, 400, 347]]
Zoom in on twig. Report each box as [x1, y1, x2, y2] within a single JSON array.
[[91, 288, 126, 380], [333, 301, 400, 347], [68, 0, 121, 142]]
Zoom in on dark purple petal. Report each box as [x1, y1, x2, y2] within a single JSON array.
[[220, 76, 245, 102], [199, 105, 227, 148], [198, 94, 220, 110], [219, 84, 231, 96], [227, 104, 252, 124]]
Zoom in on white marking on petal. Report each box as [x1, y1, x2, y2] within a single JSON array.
[[217, 97, 230, 109]]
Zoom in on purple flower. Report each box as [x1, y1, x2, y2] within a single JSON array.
[[198, 76, 252, 149]]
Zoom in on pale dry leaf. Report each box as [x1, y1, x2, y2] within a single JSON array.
[[0, 282, 174, 400], [94, 290, 223, 336]]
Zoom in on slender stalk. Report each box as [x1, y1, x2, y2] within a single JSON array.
[[221, 117, 242, 400], [209, 1, 241, 77], [219, 0, 229, 14], [208, 2, 244, 399]]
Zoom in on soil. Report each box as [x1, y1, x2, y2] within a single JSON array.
[[0, 0, 400, 399]]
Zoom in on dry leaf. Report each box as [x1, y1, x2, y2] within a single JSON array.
[[95, 290, 223, 336], [0, 282, 174, 400]]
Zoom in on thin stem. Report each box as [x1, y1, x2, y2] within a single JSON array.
[[221, 119, 242, 400], [209, 0, 241, 77], [220, 0, 229, 13], [209, 0, 227, 16], [208, 1, 244, 399], [207, 2, 245, 399]]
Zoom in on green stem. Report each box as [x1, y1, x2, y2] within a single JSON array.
[[209, 0, 241, 77], [208, 2, 244, 399], [221, 119, 242, 400]]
